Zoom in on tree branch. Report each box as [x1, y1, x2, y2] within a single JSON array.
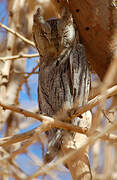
[[0, 85, 117, 122], [0, 53, 39, 61], [73, 85, 117, 118], [0, 22, 35, 47], [24, 119, 117, 179]]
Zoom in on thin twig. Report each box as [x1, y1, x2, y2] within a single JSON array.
[[72, 85, 117, 118], [0, 85, 117, 122], [12, 70, 38, 75], [27, 152, 60, 180], [24, 63, 40, 81], [0, 85, 116, 136], [0, 53, 39, 61], [0, 122, 117, 152], [24, 119, 117, 179], [0, 85, 117, 149], [0, 127, 36, 147], [0, 22, 35, 47], [0, 120, 87, 149], [15, 63, 40, 103]]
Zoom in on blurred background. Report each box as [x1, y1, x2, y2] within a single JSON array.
[[0, 0, 117, 180], [0, 0, 72, 179]]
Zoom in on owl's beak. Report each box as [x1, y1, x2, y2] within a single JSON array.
[[54, 42, 59, 52], [49, 36, 59, 52]]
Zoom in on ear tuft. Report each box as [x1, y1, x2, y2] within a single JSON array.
[[33, 7, 45, 24], [61, 7, 72, 20]]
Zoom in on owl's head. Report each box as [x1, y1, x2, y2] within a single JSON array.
[[33, 8, 75, 58]]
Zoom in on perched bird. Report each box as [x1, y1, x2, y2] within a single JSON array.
[[33, 7, 90, 163]]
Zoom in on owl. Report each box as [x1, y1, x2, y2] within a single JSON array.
[[33, 7, 90, 163]]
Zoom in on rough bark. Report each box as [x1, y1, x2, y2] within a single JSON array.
[[51, 0, 117, 80]]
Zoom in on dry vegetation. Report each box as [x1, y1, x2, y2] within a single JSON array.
[[0, 0, 117, 180]]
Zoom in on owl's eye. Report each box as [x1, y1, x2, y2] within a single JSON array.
[[43, 32, 47, 35], [40, 31, 47, 37]]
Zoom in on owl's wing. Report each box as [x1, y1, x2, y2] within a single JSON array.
[[70, 43, 90, 107]]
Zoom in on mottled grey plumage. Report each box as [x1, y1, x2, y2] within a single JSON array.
[[33, 8, 90, 163]]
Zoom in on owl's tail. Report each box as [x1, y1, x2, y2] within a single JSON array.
[[44, 129, 63, 163]]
